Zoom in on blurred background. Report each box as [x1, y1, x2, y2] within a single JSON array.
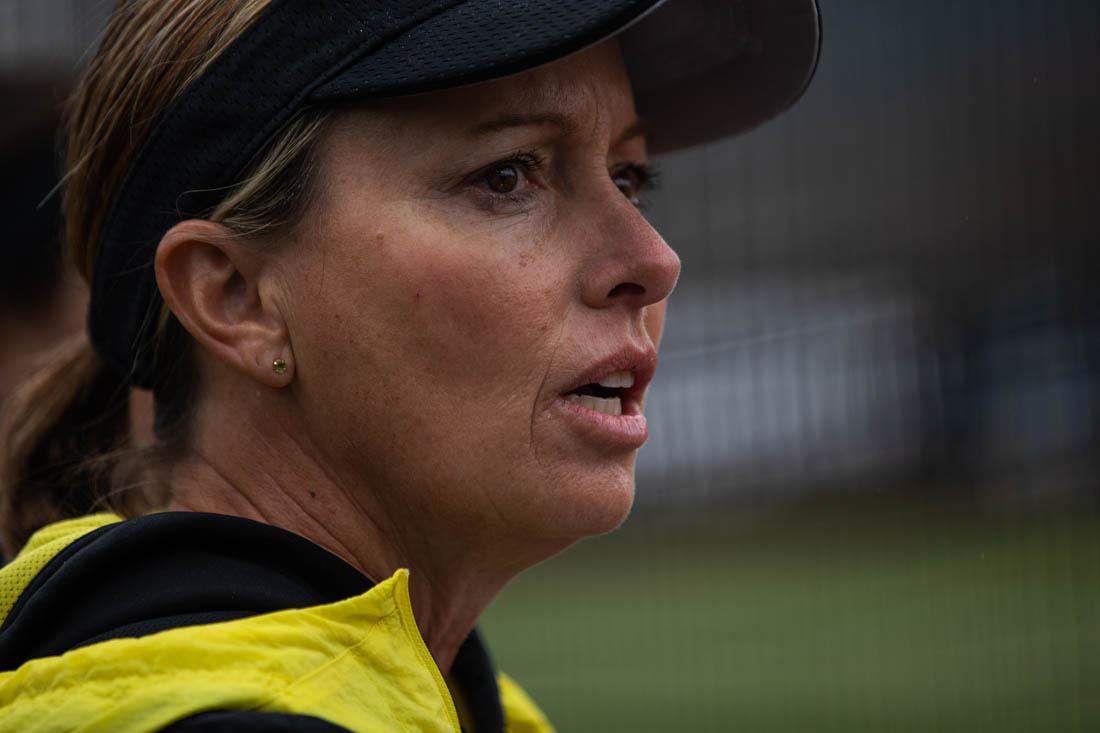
[[1, 0, 1097, 730]]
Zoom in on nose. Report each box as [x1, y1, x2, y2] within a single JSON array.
[[580, 194, 681, 311]]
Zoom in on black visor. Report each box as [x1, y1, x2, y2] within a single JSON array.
[[89, 0, 820, 388]]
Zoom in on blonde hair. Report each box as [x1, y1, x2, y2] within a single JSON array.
[[0, 0, 331, 555]]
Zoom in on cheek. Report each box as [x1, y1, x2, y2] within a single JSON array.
[[393, 220, 572, 404], [403, 217, 564, 361], [411, 252, 555, 386], [294, 207, 570, 420]]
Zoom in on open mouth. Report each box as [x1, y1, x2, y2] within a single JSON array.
[[563, 370, 635, 416]]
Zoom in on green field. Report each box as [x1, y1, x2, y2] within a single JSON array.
[[481, 503, 1100, 732]]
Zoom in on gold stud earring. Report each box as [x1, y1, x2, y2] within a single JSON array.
[[272, 357, 288, 375]]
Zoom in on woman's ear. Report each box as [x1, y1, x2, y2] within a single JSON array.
[[154, 220, 293, 388]]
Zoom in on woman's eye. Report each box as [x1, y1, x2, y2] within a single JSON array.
[[476, 154, 542, 197], [612, 173, 639, 204], [485, 163, 522, 193], [464, 154, 544, 213], [464, 153, 543, 213], [611, 163, 657, 207]]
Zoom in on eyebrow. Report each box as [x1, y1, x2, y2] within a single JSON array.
[[472, 111, 648, 147], [474, 111, 578, 137]]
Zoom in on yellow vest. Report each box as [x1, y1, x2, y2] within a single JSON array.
[[0, 514, 553, 733]]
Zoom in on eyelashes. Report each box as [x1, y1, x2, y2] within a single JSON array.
[[470, 151, 546, 211], [468, 150, 659, 214], [611, 161, 660, 207]]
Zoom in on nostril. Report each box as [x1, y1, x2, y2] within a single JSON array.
[[607, 282, 645, 299]]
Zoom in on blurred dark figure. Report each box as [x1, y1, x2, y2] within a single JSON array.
[[0, 79, 155, 567], [0, 79, 87, 399]]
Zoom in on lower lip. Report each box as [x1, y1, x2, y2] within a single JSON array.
[[554, 396, 649, 449]]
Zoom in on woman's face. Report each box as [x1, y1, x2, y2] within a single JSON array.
[[276, 40, 679, 547]]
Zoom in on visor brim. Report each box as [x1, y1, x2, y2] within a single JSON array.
[[311, 0, 821, 154]]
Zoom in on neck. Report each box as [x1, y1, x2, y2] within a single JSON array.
[[164, 401, 524, 674]]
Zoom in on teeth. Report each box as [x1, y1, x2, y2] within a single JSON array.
[[597, 370, 634, 389], [565, 393, 622, 416]]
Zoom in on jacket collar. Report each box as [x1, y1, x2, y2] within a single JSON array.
[[0, 512, 506, 732]]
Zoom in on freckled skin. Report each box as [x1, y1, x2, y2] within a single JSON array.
[[274, 41, 680, 551]]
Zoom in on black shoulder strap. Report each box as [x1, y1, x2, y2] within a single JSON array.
[[161, 710, 354, 732]]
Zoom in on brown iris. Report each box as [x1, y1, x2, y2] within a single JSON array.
[[485, 164, 520, 193]]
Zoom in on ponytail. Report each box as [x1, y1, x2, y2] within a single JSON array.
[[0, 334, 156, 556]]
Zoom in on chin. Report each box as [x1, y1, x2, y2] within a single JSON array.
[[534, 461, 637, 540], [581, 489, 635, 537]]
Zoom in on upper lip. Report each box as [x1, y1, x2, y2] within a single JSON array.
[[560, 345, 658, 402]]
